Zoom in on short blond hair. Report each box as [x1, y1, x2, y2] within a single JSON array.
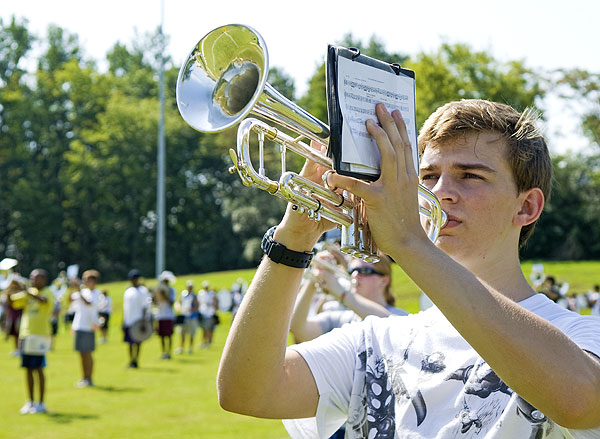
[[418, 99, 552, 247]]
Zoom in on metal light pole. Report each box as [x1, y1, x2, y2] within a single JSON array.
[[155, 0, 166, 277]]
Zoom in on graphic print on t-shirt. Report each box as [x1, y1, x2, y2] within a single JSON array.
[[346, 338, 556, 439], [345, 332, 449, 439], [446, 362, 511, 398]]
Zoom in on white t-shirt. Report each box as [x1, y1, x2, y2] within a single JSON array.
[[179, 290, 198, 316], [589, 292, 600, 317], [155, 286, 176, 320], [71, 288, 101, 331], [123, 285, 151, 327], [285, 294, 600, 439], [198, 290, 217, 317], [98, 295, 112, 314]]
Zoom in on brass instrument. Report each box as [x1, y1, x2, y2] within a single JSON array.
[[176, 24, 446, 262], [310, 252, 351, 282]]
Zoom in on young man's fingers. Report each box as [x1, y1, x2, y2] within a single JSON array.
[[326, 172, 372, 201], [365, 119, 397, 184], [390, 109, 411, 146], [391, 110, 418, 179], [376, 104, 404, 157], [373, 104, 410, 182]]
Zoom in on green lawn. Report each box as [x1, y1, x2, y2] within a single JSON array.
[[1, 269, 287, 439], [2, 262, 598, 438]]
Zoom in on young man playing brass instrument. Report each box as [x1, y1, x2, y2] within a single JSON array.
[[217, 99, 600, 438]]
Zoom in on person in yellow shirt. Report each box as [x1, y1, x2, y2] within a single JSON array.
[[10, 269, 53, 415]]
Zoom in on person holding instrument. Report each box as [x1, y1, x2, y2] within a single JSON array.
[[217, 99, 600, 438], [154, 271, 176, 360], [12, 269, 53, 414], [290, 252, 407, 343]]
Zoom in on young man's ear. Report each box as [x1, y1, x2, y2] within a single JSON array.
[[514, 188, 545, 227]]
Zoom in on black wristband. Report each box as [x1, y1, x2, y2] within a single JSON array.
[[261, 226, 314, 269]]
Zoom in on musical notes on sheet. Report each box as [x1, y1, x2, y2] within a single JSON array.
[[337, 56, 418, 175]]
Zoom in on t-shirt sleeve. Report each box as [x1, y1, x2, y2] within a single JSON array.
[[540, 308, 600, 438], [286, 321, 364, 438], [559, 316, 600, 439], [561, 315, 600, 359]]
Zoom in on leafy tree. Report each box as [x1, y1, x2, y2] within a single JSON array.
[[5, 24, 85, 271], [268, 67, 296, 101], [406, 43, 542, 128], [3, 17, 598, 281], [0, 17, 34, 261], [298, 34, 408, 124], [522, 154, 600, 259], [558, 69, 600, 148]]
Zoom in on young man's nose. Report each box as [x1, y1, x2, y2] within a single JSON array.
[[432, 175, 458, 203]]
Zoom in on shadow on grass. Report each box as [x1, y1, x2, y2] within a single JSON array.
[[46, 412, 100, 424], [133, 366, 178, 373], [174, 358, 207, 364], [92, 385, 143, 393]]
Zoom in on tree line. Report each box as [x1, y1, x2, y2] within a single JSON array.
[[1, 17, 599, 281]]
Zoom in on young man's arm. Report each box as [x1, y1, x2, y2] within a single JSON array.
[[328, 104, 600, 429], [218, 253, 320, 418], [217, 146, 335, 419], [289, 279, 327, 343]]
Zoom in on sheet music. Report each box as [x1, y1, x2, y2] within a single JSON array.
[[337, 55, 418, 175]]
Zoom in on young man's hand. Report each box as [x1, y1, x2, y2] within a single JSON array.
[[326, 104, 427, 256], [275, 141, 338, 252]]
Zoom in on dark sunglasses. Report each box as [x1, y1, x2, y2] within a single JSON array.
[[348, 266, 385, 277]]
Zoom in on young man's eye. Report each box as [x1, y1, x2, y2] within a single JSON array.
[[464, 173, 482, 179], [420, 174, 438, 181]]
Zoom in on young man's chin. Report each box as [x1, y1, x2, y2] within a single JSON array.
[[435, 236, 469, 259]]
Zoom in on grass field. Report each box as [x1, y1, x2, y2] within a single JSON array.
[[2, 261, 598, 438]]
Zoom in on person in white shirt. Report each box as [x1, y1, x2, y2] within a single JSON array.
[[588, 285, 600, 317], [216, 100, 600, 438], [71, 269, 101, 388], [98, 290, 112, 343], [154, 270, 176, 359], [123, 269, 151, 368], [49, 270, 67, 344], [198, 281, 219, 348], [175, 280, 199, 354]]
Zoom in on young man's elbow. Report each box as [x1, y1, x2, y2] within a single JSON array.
[[553, 386, 600, 429], [217, 384, 267, 417], [217, 375, 242, 413], [217, 385, 241, 414], [216, 371, 260, 416]]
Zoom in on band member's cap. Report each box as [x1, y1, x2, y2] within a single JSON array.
[[128, 269, 141, 280], [158, 270, 176, 283], [82, 269, 100, 280]]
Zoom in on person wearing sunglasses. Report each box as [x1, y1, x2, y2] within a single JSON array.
[[290, 253, 407, 344]]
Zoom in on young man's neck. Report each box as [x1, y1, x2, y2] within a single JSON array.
[[465, 249, 536, 303]]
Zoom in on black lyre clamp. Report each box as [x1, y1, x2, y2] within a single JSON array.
[[348, 47, 361, 60], [390, 63, 403, 76]]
